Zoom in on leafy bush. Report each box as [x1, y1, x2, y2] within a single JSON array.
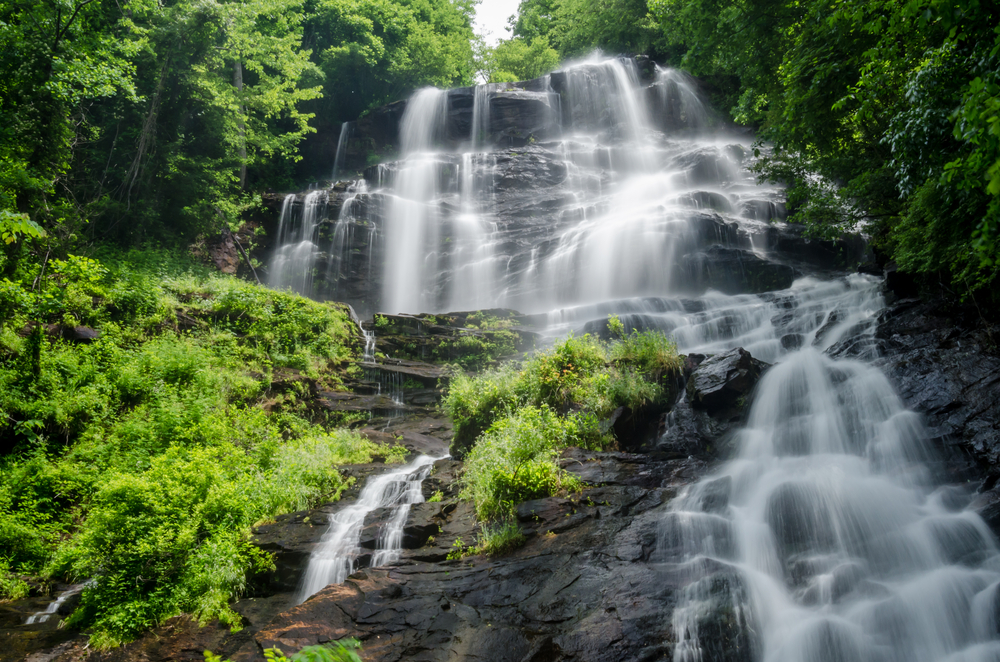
[[444, 331, 677, 455], [205, 639, 363, 662], [0, 557, 29, 600], [0, 249, 395, 645], [53, 426, 391, 646], [461, 406, 580, 520], [608, 317, 683, 376], [447, 326, 681, 520]]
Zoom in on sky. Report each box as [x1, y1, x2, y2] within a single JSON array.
[[474, 0, 521, 45]]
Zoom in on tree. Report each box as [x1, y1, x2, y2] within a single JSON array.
[[476, 35, 560, 83]]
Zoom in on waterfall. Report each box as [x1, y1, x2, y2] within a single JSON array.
[[25, 581, 91, 625], [347, 56, 784, 315], [295, 454, 443, 603], [471, 83, 499, 152], [381, 88, 448, 313], [653, 66, 711, 132], [269, 189, 326, 296], [627, 277, 1000, 662], [332, 121, 352, 180]]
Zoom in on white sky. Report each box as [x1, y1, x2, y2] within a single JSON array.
[[474, 0, 521, 45]]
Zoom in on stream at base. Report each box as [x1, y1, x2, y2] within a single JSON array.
[[295, 454, 444, 603]]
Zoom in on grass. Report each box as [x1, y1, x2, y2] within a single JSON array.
[[476, 518, 527, 556], [0, 247, 402, 646]]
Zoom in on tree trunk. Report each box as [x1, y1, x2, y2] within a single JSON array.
[[233, 59, 247, 189]]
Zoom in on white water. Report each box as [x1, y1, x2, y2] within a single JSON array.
[[332, 121, 352, 180], [24, 582, 90, 625], [650, 278, 1000, 662], [316, 57, 782, 314], [295, 454, 442, 603], [269, 189, 326, 295]]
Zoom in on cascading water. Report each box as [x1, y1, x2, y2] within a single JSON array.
[[269, 189, 326, 296], [320, 56, 782, 314], [332, 121, 352, 180], [616, 275, 1000, 662], [382, 88, 448, 313], [295, 454, 443, 603], [24, 582, 92, 625]]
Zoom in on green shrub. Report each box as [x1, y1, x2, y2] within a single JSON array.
[[461, 406, 579, 520], [444, 331, 677, 455], [0, 558, 29, 601], [609, 325, 683, 377], [205, 640, 363, 662], [52, 427, 392, 646], [447, 327, 681, 519]]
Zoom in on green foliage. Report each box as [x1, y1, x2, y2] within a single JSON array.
[[510, 0, 661, 58], [0, 212, 45, 246], [475, 518, 526, 556], [461, 406, 579, 520], [446, 329, 679, 519], [475, 35, 560, 83], [205, 640, 363, 662], [609, 326, 683, 377], [427, 490, 444, 503], [0, 557, 29, 601], [434, 330, 518, 370], [444, 331, 676, 453], [0, 249, 402, 644]]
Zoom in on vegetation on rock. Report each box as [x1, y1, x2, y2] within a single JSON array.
[[445, 327, 680, 520]]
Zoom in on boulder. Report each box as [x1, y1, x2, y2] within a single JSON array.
[[686, 347, 767, 416], [64, 325, 100, 343]]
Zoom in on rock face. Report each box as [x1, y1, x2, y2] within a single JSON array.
[[860, 298, 1000, 492], [256, 63, 871, 315]]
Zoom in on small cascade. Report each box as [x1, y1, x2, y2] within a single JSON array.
[[653, 66, 710, 132], [24, 582, 91, 625], [295, 454, 443, 603], [332, 121, 353, 180], [269, 189, 327, 296], [361, 326, 376, 363], [470, 83, 499, 152]]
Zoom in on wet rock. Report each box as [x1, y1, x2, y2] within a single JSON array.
[[207, 229, 241, 274], [685, 246, 796, 295], [766, 482, 836, 561], [686, 347, 767, 416], [867, 299, 1000, 487], [662, 562, 760, 662]]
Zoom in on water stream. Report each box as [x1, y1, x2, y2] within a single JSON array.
[[24, 582, 91, 625], [295, 454, 443, 603]]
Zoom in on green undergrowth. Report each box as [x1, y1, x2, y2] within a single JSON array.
[[0, 248, 403, 647], [205, 639, 362, 662], [445, 321, 681, 521]]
